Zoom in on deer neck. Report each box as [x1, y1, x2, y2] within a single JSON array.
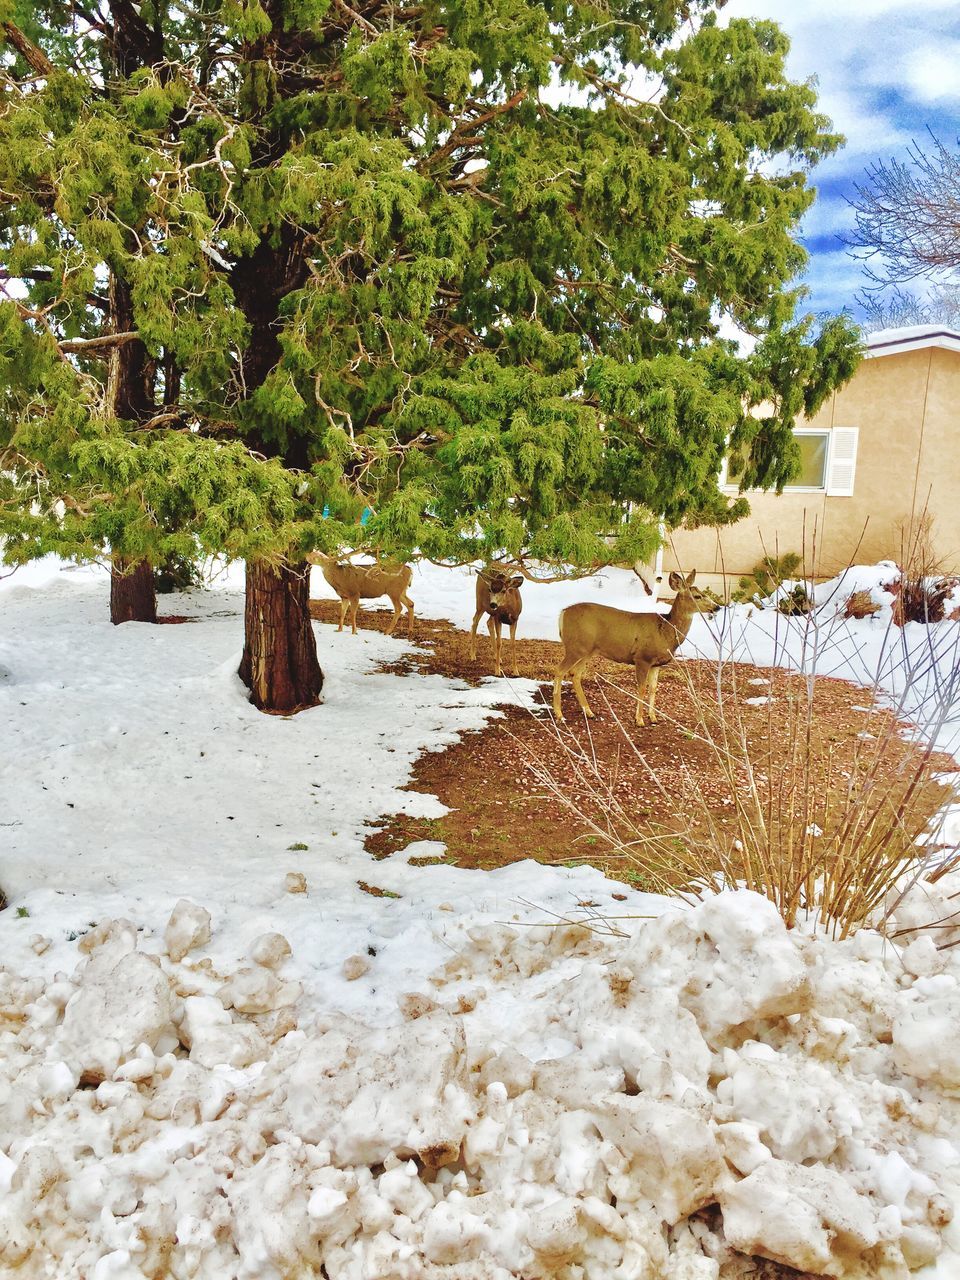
[[662, 596, 696, 652]]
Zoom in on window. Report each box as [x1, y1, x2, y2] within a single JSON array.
[[720, 427, 859, 497], [785, 430, 830, 490]]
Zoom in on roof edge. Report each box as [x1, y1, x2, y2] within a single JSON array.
[[865, 326, 960, 358]]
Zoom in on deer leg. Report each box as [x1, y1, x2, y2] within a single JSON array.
[[402, 593, 415, 636], [572, 659, 594, 718], [387, 596, 401, 635], [337, 598, 348, 632], [469, 609, 485, 660], [552, 662, 568, 720], [647, 666, 661, 725], [350, 598, 360, 635], [488, 617, 503, 676], [509, 621, 519, 676], [553, 651, 589, 721], [634, 660, 652, 726]]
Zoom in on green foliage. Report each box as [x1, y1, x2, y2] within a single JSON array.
[[732, 552, 804, 604], [0, 1, 861, 579], [154, 552, 204, 594], [777, 583, 813, 616]]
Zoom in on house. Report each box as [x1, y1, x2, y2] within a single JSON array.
[[664, 325, 960, 591]]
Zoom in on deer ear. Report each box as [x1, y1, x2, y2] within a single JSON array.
[[510, 576, 523, 588], [668, 571, 683, 590], [686, 570, 697, 586]]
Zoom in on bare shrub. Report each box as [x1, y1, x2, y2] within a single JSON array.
[[893, 577, 959, 626], [844, 589, 881, 620], [892, 512, 960, 626], [530, 581, 960, 940]]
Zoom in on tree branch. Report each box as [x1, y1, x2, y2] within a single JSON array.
[[0, 269, 110, 310], [418, 89, 528, 173], [330, 0, 377, 36], [106, 0, 164, 75], [1, 22, 55, 77], [59, 331, 141, 353]]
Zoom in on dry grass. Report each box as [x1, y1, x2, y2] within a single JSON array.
[[528, 585, 960, 937], [533, 664, 953, 937]]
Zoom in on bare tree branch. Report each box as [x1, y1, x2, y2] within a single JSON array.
[[848, 136, 960, 285], [59, 330, 141, 353], [857, 281, 960, 332]]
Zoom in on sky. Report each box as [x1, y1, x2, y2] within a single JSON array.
[[727, 0, 960, 321]]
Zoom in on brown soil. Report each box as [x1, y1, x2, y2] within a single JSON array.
[[309, 598, 956, 892], [357, 879, 402, 899]]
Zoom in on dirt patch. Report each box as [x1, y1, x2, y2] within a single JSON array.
[[357, 880, 402, 899], [309, 597, 955, 890]]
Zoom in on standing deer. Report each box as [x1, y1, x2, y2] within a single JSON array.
[[307, 553, 414, 636], [552, 570, 717, 726], [470, 568, 524, 677]]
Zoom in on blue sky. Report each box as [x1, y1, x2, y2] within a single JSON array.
[[727, 0, 960, 320]]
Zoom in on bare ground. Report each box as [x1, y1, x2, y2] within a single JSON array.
[[309, 598, 954, 894]]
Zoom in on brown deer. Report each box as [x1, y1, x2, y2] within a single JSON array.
[[308, 553, 414, 636], [470, 568, 524, 677], [552, 570, 717, 726]]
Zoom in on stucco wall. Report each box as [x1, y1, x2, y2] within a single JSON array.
[[665, 345, 960, 589]]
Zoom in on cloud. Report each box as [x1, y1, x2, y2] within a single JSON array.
[[726, 1, 960, 114], [812, 88, 914, 159], [796, 247, 871, 316], [728, 0, 957, 22], [902, 43, 960, 105], [720, 2, 960, 314]]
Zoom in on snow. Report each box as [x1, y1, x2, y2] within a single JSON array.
[[1, 555, 960, 1277]]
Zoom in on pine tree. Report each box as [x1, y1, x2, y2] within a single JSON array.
[[0, 1, 861, 711], [1, 1, 165, 621]]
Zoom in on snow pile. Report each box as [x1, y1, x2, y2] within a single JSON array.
[[3, 558, 960, 1277], [745, 562, 960, 628], [742, 563, 899, 620], [812, 563, 902, 619], [1, 890, 959, 1279]]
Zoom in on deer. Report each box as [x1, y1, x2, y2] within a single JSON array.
[[469, 567, 524, 677], [552, 570, 718, 726], [307, 553, 414, 636]]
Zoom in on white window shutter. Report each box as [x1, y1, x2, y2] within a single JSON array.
[[826, 427, 859, 496]]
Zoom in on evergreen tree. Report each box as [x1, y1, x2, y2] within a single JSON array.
[[0, 1, 860, 711], [1, 0, 166, 622]]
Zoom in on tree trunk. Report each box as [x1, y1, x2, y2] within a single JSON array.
[[110, 557, 158, 624], [106, 272, 158, 624], [239, 559, 323, 713]]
